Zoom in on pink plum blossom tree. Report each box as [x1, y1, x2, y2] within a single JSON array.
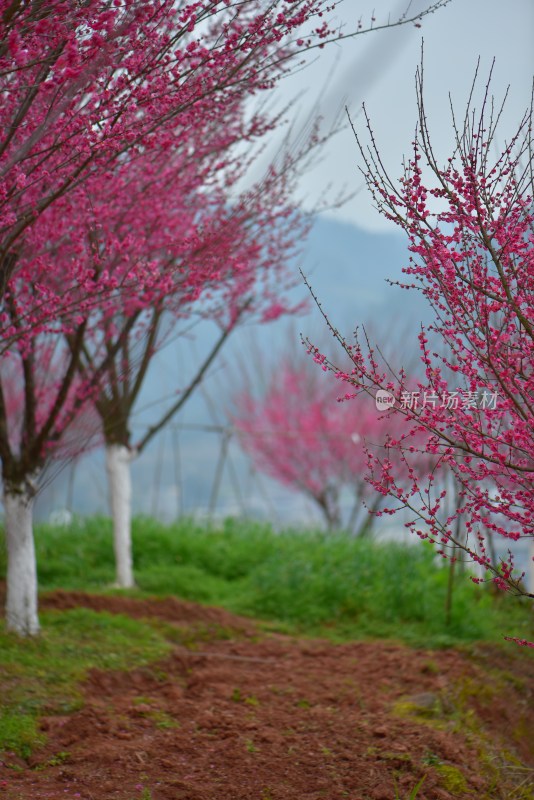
[[232, 347, 411, 533], [308, 64, 534, 642]]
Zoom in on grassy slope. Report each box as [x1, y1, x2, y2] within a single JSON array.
[[7, 515, 532, 648]]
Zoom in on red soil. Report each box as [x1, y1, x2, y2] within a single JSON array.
[[1, 590, 532, 800]]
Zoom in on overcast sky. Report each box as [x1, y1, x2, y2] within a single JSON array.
[[269, 0, 534, 232]]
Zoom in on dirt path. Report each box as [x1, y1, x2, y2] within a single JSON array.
[[2, 591, 533, 800]]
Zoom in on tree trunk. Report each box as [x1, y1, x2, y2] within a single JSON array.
[[355, 512, 375, 539], [3, 482, 40, 636], [318, 492, 341, 533], [105, 443, 135, 588], [529, 536, 534, 595]]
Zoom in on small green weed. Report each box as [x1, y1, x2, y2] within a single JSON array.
[[129, 790, 153, 800], [422, 751, 442, 766], [149, 710, 179, 729], [230, 688, 259, 707], [245, 695, 260, 707], [34, 751, 71, 770], [434, 765, 469, 794], [394, 775, 426, 799], [46, 751, 70, 767], [132, 702, 179, 729]]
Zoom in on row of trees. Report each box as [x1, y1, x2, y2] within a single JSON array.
[[0, 0, 451, 635], [6, 1, 530, 643]]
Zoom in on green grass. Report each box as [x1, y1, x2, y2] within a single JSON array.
[[0, 607, 171, 758], [1, 515, 530, 649]]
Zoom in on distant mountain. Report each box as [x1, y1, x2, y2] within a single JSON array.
[[299, 215, 427, 324]]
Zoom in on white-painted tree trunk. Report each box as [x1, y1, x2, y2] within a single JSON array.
[[4, 483, 40, 636], [105, 443, 136, 588], [529, 537, 534, 595]]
